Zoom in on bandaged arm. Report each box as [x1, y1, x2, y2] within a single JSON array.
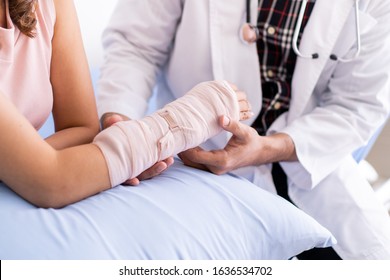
[[93, 81, 239, 187]]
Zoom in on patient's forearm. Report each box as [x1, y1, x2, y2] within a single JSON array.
[[45, 125, 100, 150], [94, 81, 240, 187], [0, 81, 239, 208], [1, 141, 110, 209], [0, 93, 110, 208]]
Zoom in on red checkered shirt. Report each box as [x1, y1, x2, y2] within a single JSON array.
[[252, 0, 315, 135]]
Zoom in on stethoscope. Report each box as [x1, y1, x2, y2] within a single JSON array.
[[240, 0, 361, 62]]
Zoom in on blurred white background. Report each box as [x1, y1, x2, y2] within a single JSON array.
[[74, 0, 118, 69]]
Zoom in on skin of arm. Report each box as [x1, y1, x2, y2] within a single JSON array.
[[0, 92, 110, 209], [0, 0, 108, 208], [45, 0, 100, 150]]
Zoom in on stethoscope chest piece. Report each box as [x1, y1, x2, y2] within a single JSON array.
[[239, 23, 259, 45]]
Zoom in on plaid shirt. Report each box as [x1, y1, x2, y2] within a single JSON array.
[[252, 0, 315, 136]]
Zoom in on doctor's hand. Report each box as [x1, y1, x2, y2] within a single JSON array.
[[178, 116, 297, 175], [101, 112, 174, 186]]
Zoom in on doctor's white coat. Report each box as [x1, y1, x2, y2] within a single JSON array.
[[97, 0, 390, 259]]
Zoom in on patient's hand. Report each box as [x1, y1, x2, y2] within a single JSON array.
[[101, 112, 174, 186], [101, 112, 130, 128], [228, 83, 253, 121]]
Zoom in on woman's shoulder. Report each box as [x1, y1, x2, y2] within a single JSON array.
[[36, 0, 56, 39]]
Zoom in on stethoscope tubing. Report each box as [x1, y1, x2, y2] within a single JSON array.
[[245, 0, 361, 62]]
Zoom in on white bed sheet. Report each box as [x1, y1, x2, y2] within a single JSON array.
[[0, 160, 335, 260]]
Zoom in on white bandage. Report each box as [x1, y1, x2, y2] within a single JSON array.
[[93, 81, 240, 187]]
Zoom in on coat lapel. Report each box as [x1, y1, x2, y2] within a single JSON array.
[[289, 0, 355, 121], [209, 0, 223, 80], [208, 0, 257, 80], [209, 0, 262, 119]]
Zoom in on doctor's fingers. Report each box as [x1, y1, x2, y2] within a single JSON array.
[[179, 147, 232, 175], [178, 148, 210, 172], [124, 157, 175, 186]]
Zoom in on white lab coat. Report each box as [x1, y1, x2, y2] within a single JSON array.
[[97, 0, 390, 259]]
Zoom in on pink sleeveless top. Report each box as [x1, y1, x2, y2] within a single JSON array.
[[0, 0, 55, 130]]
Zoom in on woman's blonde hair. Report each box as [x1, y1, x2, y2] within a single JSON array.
[[9, 0, 37, 38]]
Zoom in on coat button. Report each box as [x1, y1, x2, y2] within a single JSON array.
[[273, 102, 281, 110], [267, 69, 275, 78], [267, 26, 276, 35]]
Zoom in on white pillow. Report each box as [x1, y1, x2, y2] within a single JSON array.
[[0, 160, 335, 259]]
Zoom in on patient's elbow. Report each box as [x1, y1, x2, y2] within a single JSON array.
[[33, 196, 68, 209], [22, 175, 79, 209], [28, 184, 71, 209]]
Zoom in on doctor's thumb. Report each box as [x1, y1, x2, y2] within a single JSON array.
[[219, 115, 243, 137]]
